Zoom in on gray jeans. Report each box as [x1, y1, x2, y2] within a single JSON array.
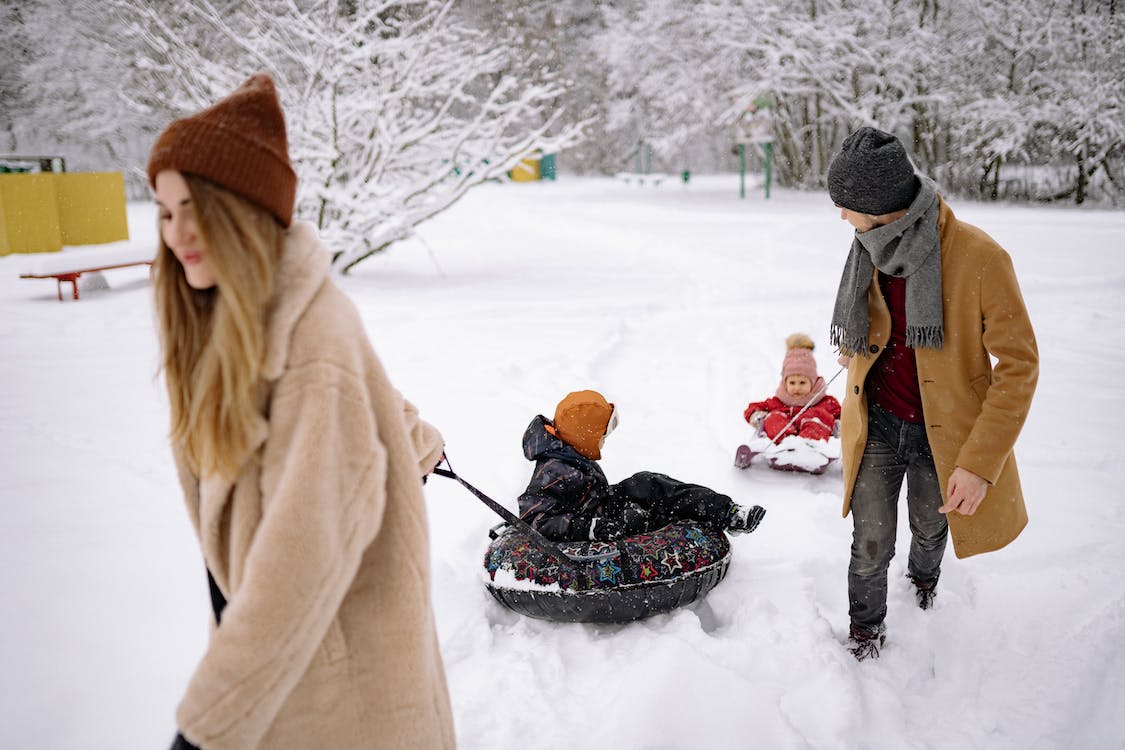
[[848, 404, 948, 630]]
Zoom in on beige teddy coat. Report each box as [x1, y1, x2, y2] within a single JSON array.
[[172, 222, 455, 749], [840, 198, 1039, 559]]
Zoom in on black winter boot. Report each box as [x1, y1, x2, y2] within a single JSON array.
[[848, 622, 886, 662], [910, 576, 938, 611]]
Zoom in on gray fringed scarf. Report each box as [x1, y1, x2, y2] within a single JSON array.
[[830, 176, 943, 356]]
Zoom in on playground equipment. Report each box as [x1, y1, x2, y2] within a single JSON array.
[[508, 152, 557, 182], [2, 154, 147, 301], [733, 97, 774, 200], [0, 155, 129, 255], [615, 139, 672, 187]]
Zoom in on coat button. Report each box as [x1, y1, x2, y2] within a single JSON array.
[[869, 344, 879, 353], [853, 385, 860, 394]]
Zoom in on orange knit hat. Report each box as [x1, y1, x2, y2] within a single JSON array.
[[147, 74, 297, 227], [551, 390, 617, 460]]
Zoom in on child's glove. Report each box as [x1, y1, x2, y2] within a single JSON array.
[[746, 410, 768, 429], [588, 517, 624, 541], [727, 504, 766, 535]]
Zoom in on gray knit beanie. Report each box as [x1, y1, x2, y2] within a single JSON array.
[[827, 127, 919, 215]]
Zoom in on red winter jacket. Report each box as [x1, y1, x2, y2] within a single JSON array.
[[743, 394, 842, 441]]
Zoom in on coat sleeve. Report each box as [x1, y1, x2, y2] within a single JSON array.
[[811, 395, 842, 423], [400, 393, 444, 476], [743, 398, 771, 421], [176, 361, 389, 750], [955, 250, 1039, 482]]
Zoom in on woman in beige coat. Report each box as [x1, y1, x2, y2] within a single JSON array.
[[827, 127, 1038, 661], [149, 75, 455, 749]]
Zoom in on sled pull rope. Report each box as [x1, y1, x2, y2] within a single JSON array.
[[767, 365, 846, 447], [431, 455, 600, 567]]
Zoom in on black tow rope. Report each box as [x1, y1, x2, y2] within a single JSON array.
[[431, 455, 619, 566]]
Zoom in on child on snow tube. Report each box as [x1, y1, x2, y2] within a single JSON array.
[[518, 390, 765, 542], [743, 333, 842, 443]]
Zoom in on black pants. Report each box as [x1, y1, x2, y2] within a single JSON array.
[[612, 471, 732, 532]]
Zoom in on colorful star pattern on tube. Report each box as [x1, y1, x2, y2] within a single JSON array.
[[484, 520, 730, 593], [536, 564, 559, 585], [660, 549, 684, 575], [486, 549, 503, 579], [636, 536, 666, 558], [513, 556, 536, 581], [557, 568, 576, 591], [597, 558, 622, 584]]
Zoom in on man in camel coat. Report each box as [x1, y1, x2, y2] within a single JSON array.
[[827, 126, 1038, 661]]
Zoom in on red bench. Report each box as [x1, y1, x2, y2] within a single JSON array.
[[21, 260, 153, 301]]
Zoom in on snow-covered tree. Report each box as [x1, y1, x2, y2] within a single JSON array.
[[4, 0, 1121, 206], [462, 0, 623, 174], [107, 0, 585, 271], [1028, 0, 1125, 204], [599, 0, 732, 176], [0, 2, 32, 152], [941, 0, 1125, 203], [1, 0, 155, 173]]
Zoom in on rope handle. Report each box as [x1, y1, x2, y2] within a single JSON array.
[[432, 454, 617, 566]]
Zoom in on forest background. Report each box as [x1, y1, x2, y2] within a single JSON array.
[[2, 0, 1122, 268]]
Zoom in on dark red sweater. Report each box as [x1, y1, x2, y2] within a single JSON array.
[[866, 273, 924, 423]]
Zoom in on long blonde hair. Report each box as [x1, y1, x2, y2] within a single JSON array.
[[153, 174, 285, 481]]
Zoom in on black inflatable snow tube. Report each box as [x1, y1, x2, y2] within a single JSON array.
[[482, 520, 732, 623]]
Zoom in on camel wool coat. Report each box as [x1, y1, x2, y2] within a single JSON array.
[[172, 222, 455, 749], [840, 198, 1038, 559]]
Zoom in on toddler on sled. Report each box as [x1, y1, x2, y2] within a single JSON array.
[[736, 334, 842, 473], [519, 390, 765, 542]]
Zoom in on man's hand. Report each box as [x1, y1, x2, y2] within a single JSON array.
[[939, 467, 989, 516]]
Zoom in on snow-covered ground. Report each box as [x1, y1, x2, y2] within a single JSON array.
[[2, 175, 1123, 749]]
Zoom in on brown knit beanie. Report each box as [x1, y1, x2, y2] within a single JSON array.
[[552, 390, 616, 461], [827, 127, 918, 215], [147, 74, 297, 227]]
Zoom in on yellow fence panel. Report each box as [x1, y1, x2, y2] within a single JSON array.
[[0, 172, 128, 255], [0, 173, 63, 255], [56, 172, 129, 246]]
